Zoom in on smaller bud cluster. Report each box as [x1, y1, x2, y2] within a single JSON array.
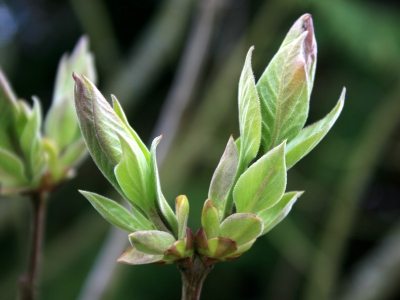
[[0, 37, 96, 195]]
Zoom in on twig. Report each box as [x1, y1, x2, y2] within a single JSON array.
[[19, 191, 48, 300]]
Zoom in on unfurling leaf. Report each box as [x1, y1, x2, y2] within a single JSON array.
[[118, 246, 163, 265], [234, 141, 286, 214], [208, 136, 239, 216], [238, 46, 261, 167], [149, 136, 178, 236], [286, 88, 345, 169], [175, 195, 189, 240], [45, 36, 96, 150], [80, 191, 153, 232], [258, 191, 303, 235], [219, 213, 263, 246], [257, 14, 316, 152], [0, 148, 28, 187], [201, 200, 219, 239], [129, 230, 176, 255]]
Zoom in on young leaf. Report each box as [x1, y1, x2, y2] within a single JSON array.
[[0, 148, 28, 187], [175, 195, 189, 240], [73, 74, 130, 196], [118, 246, 163, 265], [238, 46, 261, 166], [129, 230, 176, 255], [257, 14, 316, 152], [208, 136, 238, 214], [59, 138, 88, 168], [114, 134, 151, 212], [112, 95, 150, 162], [219, 213, 263, 246], [206, 237, 237, 259], [149, 136, 179, 236], [80, 191, 152, 232], [46, 36, 96, 150], [234, 141, 286, 214], [286, 89, 345, 169], [201, 200, 219, 239], [258, 191, 302, 235], [0, 69, 19, 134]]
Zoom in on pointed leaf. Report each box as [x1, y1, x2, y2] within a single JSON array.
[[73, 74, 130, 195], [234, 141, 286, 214], [46, 36, 96, 149], [175, 195, 189, 240], [258, 191, 302, 235], [80, 191, 152, 232], [112, 95, 149, 161], [286, 89, 345, 169], [118, 246, 163, 265], [129, 230, 176, 255], [201, 200, 219, 239], [0, 148, 28, 187], [208, 136, 238, 213], [238, 46, 261, 166], [219, 213, 263, 246], [114, 134, 151, 211], [149, 136, 178, 236], [257, 32, 310, 151]]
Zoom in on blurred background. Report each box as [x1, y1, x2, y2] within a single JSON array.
[[1, 0, 400, 299]]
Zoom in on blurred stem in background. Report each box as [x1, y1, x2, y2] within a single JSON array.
[[303, 83, 400, 300]]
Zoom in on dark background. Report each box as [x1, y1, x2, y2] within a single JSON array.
[[1, 0, 400, 299]]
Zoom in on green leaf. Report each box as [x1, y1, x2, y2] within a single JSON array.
[[117, 246, 163, 265], [112, 95, 150, 162], [175, 195, 189, 240], [219, 213, 263, 246], [20, 97, 46, 184], [258, 191, 302, 235], [59, 138, 88, 168], [0, 68, 19, 131], [0, 148, 28, 187], [80, 191, 152, 232], [233, 239, 256, 256], [114, 134, 151, 212], [206, 237, 237, 259], [73, 74, 131, 196], [149, 136, 178, 236], [208, 136, 238, 215], [234, 141, 286, 214], [257, 32, 310, 152], [201, 200, 219, 239], [286, 89, 345, 169], [129, 230, 176, 255], [46, 37, 96, 150], [238, 46, 261, 166]]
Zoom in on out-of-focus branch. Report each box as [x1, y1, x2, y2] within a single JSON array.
[[302, 85, 400, 300], [338, 220, 400, 300], [151, 0, 227, 165], [104, 0, 196, 107], [77, 1, 227, 299]]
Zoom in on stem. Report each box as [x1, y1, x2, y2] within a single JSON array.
[[19, 191, 47, 300], [178, 254, 214, 300]]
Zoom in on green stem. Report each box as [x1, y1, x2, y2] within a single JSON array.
[[178, 254, 213, 300], [19, 191, 47, 300]]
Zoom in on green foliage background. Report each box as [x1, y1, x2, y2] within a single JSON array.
[[0, 0, 400, 299]]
